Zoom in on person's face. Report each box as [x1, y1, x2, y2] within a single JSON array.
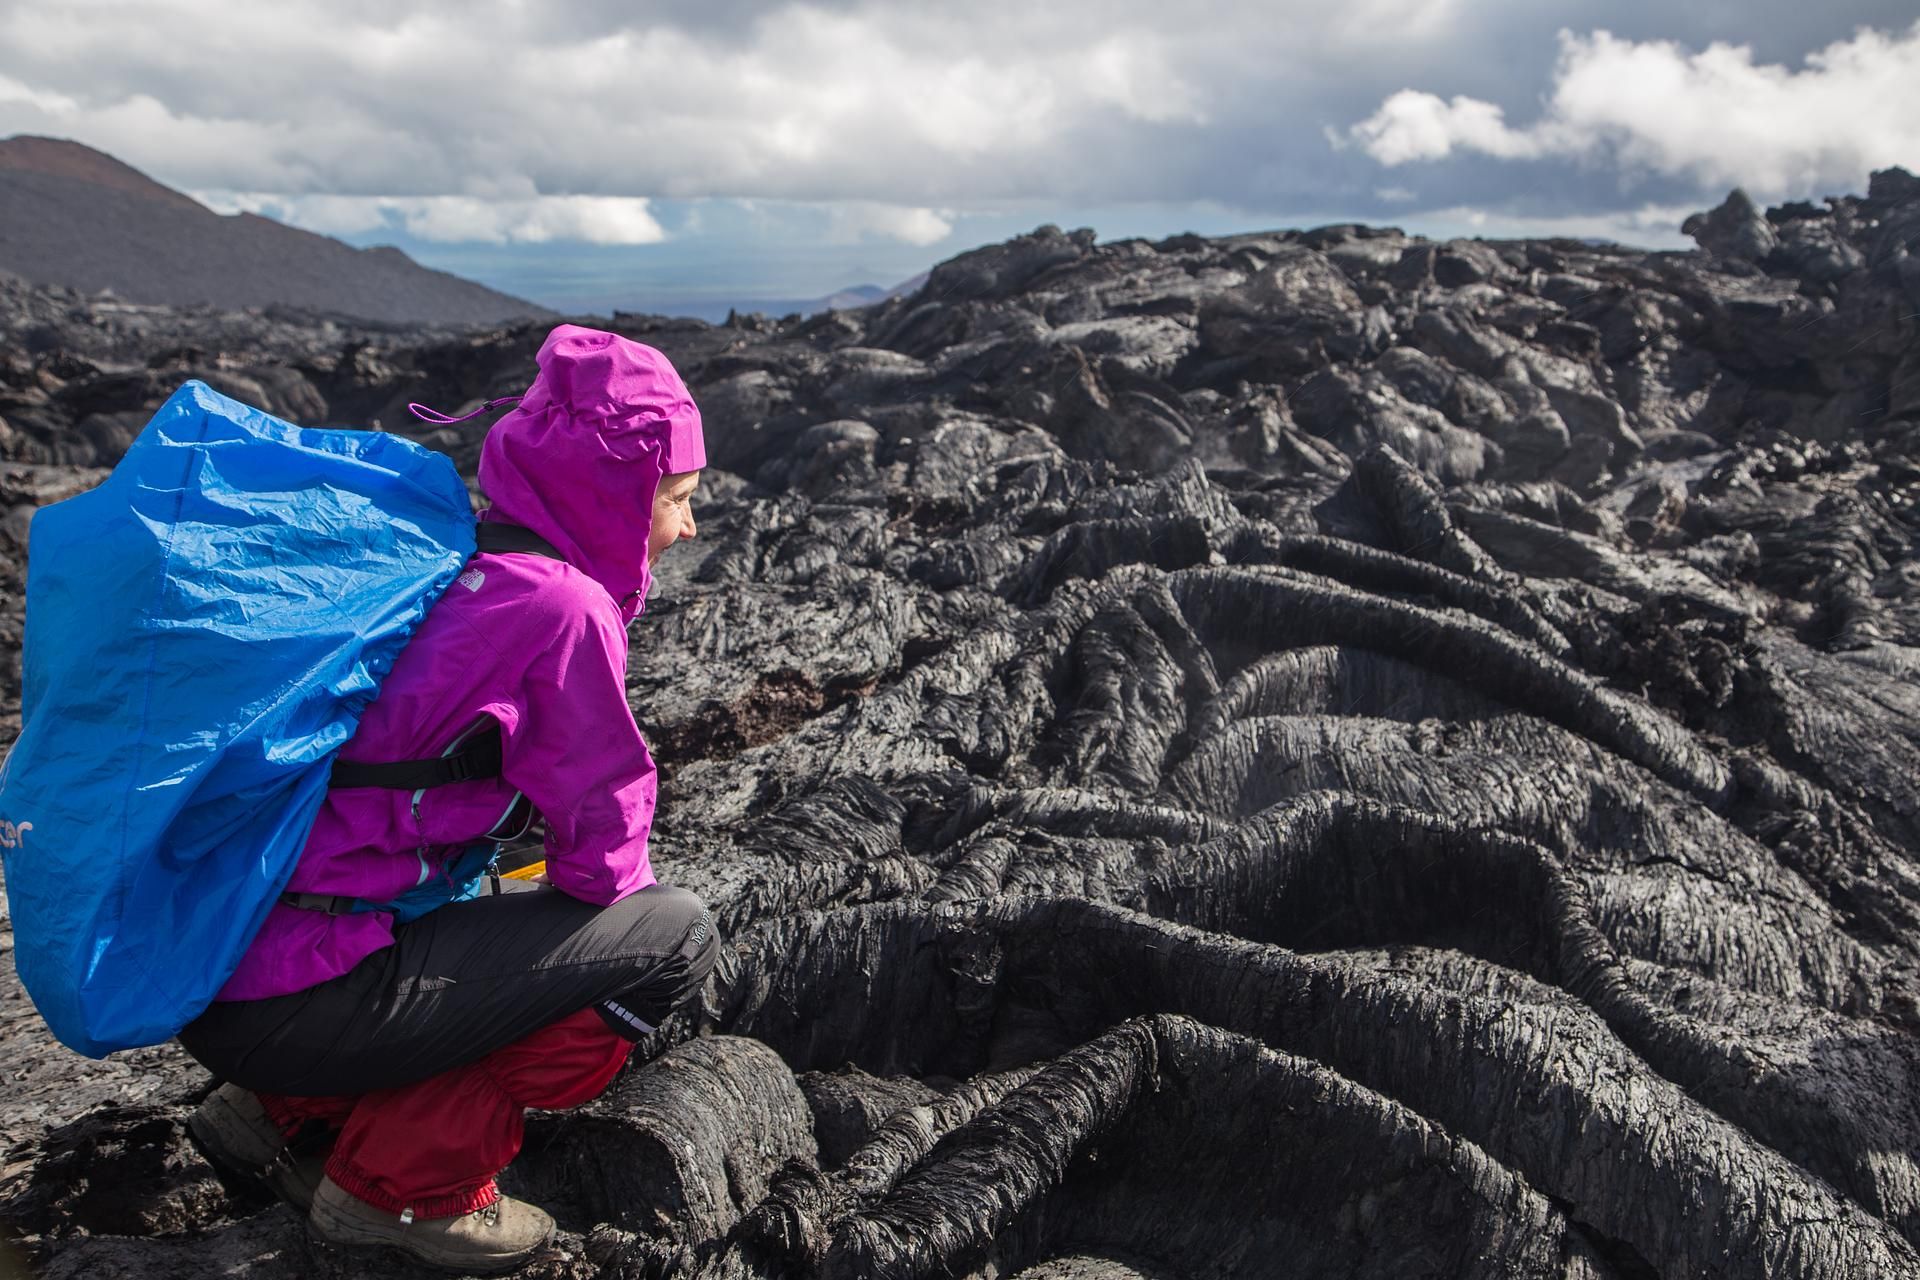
[[648, 470, 700, 566]]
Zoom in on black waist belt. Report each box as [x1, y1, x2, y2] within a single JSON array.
[[280, 893, 364, 916]]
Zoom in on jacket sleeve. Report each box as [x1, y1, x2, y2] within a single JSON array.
[[500, 583, 658, 905]]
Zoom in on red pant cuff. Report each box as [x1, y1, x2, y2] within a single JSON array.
[[256, 1091, 353, 1139], [256, 1093, 305, 1140], [322, 1157, 500, 1220]]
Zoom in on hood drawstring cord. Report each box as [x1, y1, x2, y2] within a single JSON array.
[[407, 396, 522, 425], [413, 392, 651, 613]]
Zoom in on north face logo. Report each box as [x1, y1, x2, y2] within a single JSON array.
[[457, 568, 486, 592], [0, 820, 33, 848]]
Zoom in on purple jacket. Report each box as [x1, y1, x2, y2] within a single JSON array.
[[219, 326, 706, 1001]]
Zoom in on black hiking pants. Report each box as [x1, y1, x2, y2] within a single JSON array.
[[179, 881, 719, 1096]]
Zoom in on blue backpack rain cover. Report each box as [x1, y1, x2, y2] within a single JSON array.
[[0, 380, 476, 1057]]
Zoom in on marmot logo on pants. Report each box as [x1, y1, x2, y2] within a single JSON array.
[[0, 820, 33, 848]]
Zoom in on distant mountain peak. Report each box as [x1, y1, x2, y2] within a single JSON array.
[[0, 135, 204, 214], [0, 136, 549, 326]]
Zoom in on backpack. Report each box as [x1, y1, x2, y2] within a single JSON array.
[[0, 380, 487, 1056]]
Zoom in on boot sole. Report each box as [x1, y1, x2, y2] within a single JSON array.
[[305, 1233, 542, 1277], [308, 1199, 552, 1275]]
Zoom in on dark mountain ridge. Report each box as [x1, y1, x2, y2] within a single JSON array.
[[0, 136, 550, 327]]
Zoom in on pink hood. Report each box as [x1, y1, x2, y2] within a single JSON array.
[[480, 325, 706, 620]]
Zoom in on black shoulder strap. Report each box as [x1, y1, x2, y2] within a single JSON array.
[[330, 722, 503, 791], [325, 526, 560, 793], [324, 521, 560, 790], [474, 522, 565, 561]]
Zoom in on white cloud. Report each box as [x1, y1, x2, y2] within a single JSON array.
[[6, 2, 1919, 236], [418, 196, 668, 246], [1326, 0, 1467, 46], [0, 72, 77, 114], [0, 1, 1224, 212], [1349, 89, 1549, 165], [1348, 23, 1920, 198], [1076, 33, 1209, 126], [198, 189, 950, 248], [824, 202, 955, 246], [191, 191, 667, 245], [195, 191, 388, 234], [1407, 202, 1699, 247]]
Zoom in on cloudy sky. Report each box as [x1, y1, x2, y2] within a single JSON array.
[[3, 1, 1917, 317]]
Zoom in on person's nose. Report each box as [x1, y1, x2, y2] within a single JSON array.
[[682, 507, 697, 540]]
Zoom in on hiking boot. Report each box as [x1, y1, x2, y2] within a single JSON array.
[[309, 1176, 555, 1274], [187, 1082, 326, 1211]]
